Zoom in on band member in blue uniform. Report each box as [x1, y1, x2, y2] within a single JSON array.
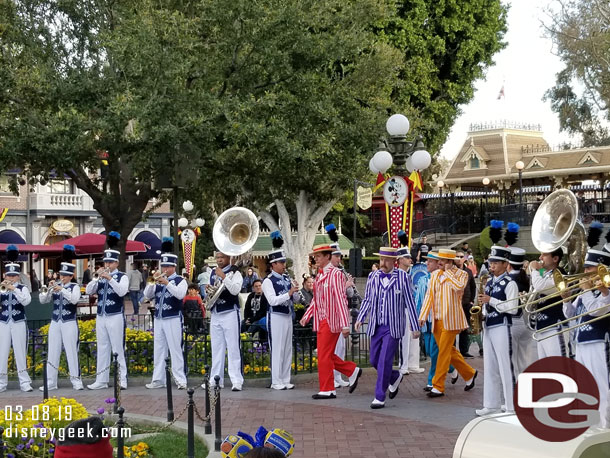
[[144, 237, 188, 390], [86, 232, 129, 390], [562, 248, 610, 428], [262, 232, 299, 390], [0, 245, 32, 392], [529, 248, 567, 357], [355, 247, 419, 409], [39, 245, 83, 390], [476, 246, 518, 416], [207, 251, 244, 391]]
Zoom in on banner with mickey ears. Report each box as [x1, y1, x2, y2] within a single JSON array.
[[178, 228, 201, 281], [376, 171, 423, 249]]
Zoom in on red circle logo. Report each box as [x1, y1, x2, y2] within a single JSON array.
[[514, 356, 600, 442]]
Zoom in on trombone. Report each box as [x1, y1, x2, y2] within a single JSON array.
[[533, 301, 610, 342]]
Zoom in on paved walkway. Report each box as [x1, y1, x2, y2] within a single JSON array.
[[0, 354, 485, 458]]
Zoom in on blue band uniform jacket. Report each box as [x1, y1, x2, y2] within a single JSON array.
[[483, 272, 518, 328]]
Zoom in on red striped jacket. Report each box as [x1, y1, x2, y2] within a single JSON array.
[[302, 263, 350, 333]]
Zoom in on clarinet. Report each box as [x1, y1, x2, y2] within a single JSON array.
[[340, 266, 361, 308]]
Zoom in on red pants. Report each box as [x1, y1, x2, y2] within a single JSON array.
[[317, 320, 356, 391]]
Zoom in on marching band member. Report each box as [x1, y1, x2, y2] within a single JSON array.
[[562, 248, 610, 428], [86, 232, 129, 390], [529, 248, 567, 357], [355, 248, 419, 409], [475, 246, 518, 416], [507, 247, 537, 375], [396, 231, 424, 375], [262, 232, 299, 390], [300, 244, 361, 399], [418, 249, 477, 398], [0, 245, 32, 392], [326, 223, 356, 388], [207, 251, 244, 391], [144, 238, 188, 390], [39, 245, 83, 391]]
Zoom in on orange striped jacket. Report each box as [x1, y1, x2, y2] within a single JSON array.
[[418, 267, 469, 331]]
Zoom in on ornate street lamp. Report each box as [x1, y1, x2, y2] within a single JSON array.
[[482, 177, 491, 226], [515, 160, 525, 225], [437, 180, 445, 226]]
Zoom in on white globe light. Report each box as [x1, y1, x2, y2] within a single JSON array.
[[386, 114, 410, 136], [369, 157, 379, 174], [182, 200, 194, 212], [483, 177, 490, 186], [437, 180, 445, 188], [372, 150, 393, 173], [515, 160, 525, 170], [195, 217, 205, 227], [406, 156, 415, 173], [178, 217, 189, 228], [410, 150, 432, 170]]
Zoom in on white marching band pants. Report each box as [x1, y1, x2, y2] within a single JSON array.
[[210, 310, 244, 388], [46, 320, 81, 388], [0, 321, 31, 389], [536, 327, 567, 359], [510, 316, 538, 376], [268, 313, 293, 386], [94, 314, 128, 385], [483, 325, 515, 411], [400, 309, 421, 372], [151, 316, 187, 386], [334, 333, 347, 383], [575, 342, 609, 429]]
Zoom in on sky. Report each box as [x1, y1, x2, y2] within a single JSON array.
[[440, 0, 572, 160]]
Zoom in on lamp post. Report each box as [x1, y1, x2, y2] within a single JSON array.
[[437, 180, 445, 227], [177, 200, 205, 280], [482, 177, 490, 226], [515, 160, 525, 225]]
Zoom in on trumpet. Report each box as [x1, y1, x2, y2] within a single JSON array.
[[147, 271, 167, 284], [40, 280, 56, 295], [0, 281, 14, 293], [93, 268, 109, 280]]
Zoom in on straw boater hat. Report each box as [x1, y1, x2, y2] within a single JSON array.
[[436, 249, 459, 261], [423, 251, 439, 260], [309, 244, 334, 256], [373, 247, 399, 258]]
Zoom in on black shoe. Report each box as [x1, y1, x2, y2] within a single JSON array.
[[451, 373, 459, 385], [423, 386, 433, 392], [348, 368, 362, 394], [465, 370, 478, 392], [461, 352, 475, 359], [427, 391, 445, 398], [312, 393, 336, 400]]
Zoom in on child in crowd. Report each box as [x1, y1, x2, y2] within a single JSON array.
[[183, 283, 206, 334]]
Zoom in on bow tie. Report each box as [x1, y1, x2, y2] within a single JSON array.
[[318, 268, 324, 274], [379, 272, 391, 280]]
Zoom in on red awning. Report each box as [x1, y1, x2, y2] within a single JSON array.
[[50, 233, 147, 256]]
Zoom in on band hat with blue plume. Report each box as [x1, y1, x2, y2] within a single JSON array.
[[103, 231, 121, 262], [488, 220, 510, 262], [325, 223, 342, 256], [5, 244, 20, 275], [59, 244, 76, 276], [396, 230, 411, 259], [584, 222, 610, 267], [160, 236, 178, 267], [504, 222, 520, 247], [268, 231, 286, 263]]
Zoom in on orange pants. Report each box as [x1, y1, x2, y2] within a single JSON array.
[[317, 320, 356, 391], [432, 319, 476, 392]]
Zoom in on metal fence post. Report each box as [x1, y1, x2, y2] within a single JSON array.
[[165, 357, 174, 422], [187, 388, 195, 458], [42, 359, 48, 401], [0, 426, 4, 458], [116, 407, 125, 458], [112, 353, 119, 414], [214, 375, 222, 452], [203, 365, 211, 434]]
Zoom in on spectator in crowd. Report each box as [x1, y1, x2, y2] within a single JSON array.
[[183, 283, 206, 334], [242, 267, 259, 293], [371, 263, 379, 272], [19, 265, 32, 291], [82, 263, 92, 285], [198, 263, 211, 297], [413, 235, 432, 263], [479, 255, 489, 278], [461, 242, 470, 253], [523, 260, 530, 274], [456, 251, 476, 358], [298, 274, 314, 306], [140, 264, 149, 289], [52, 271, 59, 282], [127, 263, 143, 315], [466, 255, 478, 277], [45, 269, 54, 286], [242, 279, 269, 339], [30, 270, 40, 293]]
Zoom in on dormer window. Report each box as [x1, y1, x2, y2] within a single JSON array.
[[469, 154, 480, 169]]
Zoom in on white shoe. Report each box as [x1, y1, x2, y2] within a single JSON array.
[[270, 384, 286, 390], [370, 398, 385, 409], [21, 384, 33, 392], [0, 386, 6, 393], [408, 367, 425, 374], [177, 384, 187, 390], [39, 386, 58, 392], [399, 368, 409, 375], [145, 381, 166, 389], [334, 379, 349, 388], [72, 382, 84, 391], [120, 383, 127, 390], [231, 385, 242, 391], [87, 382, 109, 390], [475, 407, 500, 416], [284, 383, 295, 390]]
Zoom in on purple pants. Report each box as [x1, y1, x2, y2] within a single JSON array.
[[370, 324, 401, 401]]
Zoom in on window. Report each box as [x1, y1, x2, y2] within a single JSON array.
[[49, 179, 72, 194], [0, 175, 14, 194], [469, 154, 480, 169]]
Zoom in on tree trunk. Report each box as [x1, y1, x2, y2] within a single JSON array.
[[259, 190, 336, 282]]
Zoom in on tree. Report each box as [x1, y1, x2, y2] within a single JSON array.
[[544, 1, 610, 147]]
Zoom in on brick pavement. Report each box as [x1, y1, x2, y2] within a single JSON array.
[[0, 355, 485, 458]]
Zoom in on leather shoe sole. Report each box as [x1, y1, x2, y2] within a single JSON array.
[[451, 374, 459, 385], [370, 403, 385, 409], [465, 370, 478, 392], [348, 368, 362, 394], [426, 391, 445, 398], [423, 386, 433, 392], [312, 393, 336, 400]]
